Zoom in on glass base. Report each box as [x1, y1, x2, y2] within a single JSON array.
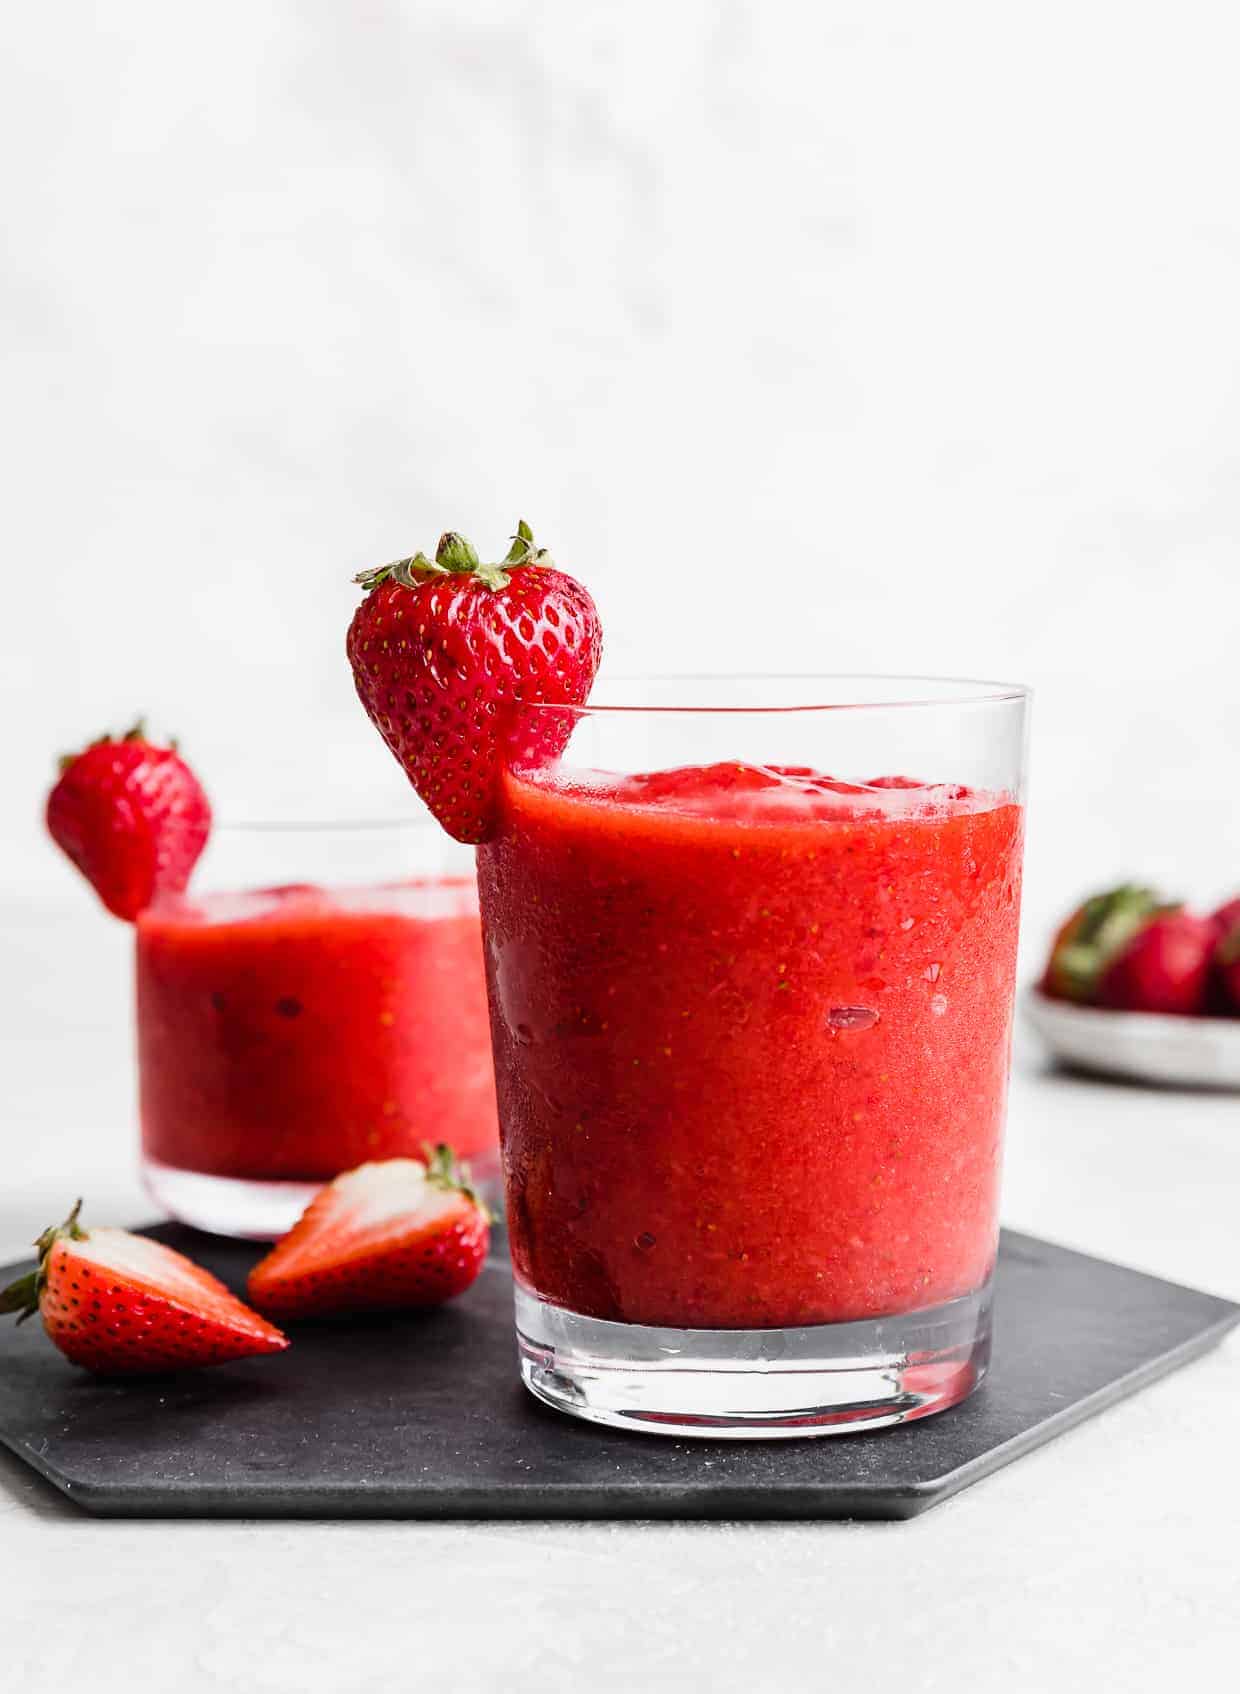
[[515, 1274, 993, 1440], [142, 1149, 503, 1240]]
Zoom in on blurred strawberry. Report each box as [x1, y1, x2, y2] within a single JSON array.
[[46, 722, 211, 921], [1042, 885, 1163, 1003], [1215, 941, 1240, 1012], [1209, 896, 1240, 941], [1096, 909, 1214, 1015], [1210, 901, 1240, 1014]]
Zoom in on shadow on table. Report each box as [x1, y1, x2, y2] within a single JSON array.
[[1032, 1055, 1238, 1097]]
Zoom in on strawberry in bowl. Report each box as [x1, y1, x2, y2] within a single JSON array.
[[1209, 896, 1240, 942], [346, 520, 601, 843], [1211, 898, 1240, 1014], [1030, 886, 1240, 1087], [1042, 885, 1213, 1016], [1095, 909, 1216, 1016]]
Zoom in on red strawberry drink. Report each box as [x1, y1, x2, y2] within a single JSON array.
[[478, 678, 1029, 1437], [479, 763, 1023, 1330], [138, 875, 497, 1236], [134, 809, 499, 1239]]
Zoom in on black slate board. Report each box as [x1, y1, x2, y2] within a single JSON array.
[[0, 1226, 1235, 1520]]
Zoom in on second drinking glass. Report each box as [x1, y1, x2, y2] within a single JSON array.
[[138, 816, 499, 1238]]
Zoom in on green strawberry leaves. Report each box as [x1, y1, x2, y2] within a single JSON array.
[[355, 519, 545, 595], [0, 1199, 85, 1324]]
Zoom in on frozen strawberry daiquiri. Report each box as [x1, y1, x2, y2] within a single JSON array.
[[482, 764, 1022, 1328], [475, 681, 1028, 1437], [138, 879, 498, 1237]]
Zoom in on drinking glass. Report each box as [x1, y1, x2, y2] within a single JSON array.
[[138, 815, 498, 1238], [476, 676, 1029, 1437]]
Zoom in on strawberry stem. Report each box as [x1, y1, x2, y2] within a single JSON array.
[[423, 1143, 490, 1222], [354, 519, 548, 598], [0, 1199, 86, 1324], [57, 720, 156, 773], [0, 1270, 40, 1323], [434, 532, 480, 573]]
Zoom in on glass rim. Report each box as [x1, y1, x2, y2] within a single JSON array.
[[521, 673, 1031, 716], [214, 814, 434, 835], [213, 675, 1029, 825]]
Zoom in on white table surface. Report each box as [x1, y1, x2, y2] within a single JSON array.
[[3, 896, 1237, 1692]]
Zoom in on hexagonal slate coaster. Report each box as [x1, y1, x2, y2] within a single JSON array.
[[0, 1226, 1235, 1520]]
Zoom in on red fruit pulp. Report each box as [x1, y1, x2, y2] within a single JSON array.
[[137, 880, 497, 1181], [476, 762, 1024, 1329]]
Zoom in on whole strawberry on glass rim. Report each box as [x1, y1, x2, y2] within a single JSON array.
[[0, 1201, 287, 1375], [46, 720, 211, 920], [346, 521, 601, 843]]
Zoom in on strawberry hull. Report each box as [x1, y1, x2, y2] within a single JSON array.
[[137, 880, 497, 1181], [477, 764, 1024, 1330]]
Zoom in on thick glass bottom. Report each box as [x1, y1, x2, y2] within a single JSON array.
[[515, 1273, 993, 1440], [142, 1148, 503, 1240]]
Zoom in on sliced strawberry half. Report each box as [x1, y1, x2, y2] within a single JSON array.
[[0, 1202, 288, 1375], [247, 1149, 491, 1321]]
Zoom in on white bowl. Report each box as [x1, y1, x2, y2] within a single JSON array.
[[1023, 986, 1240, 1090]]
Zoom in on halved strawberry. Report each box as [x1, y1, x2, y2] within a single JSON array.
[[247, 1149, 491, 1320], [46, 721, 211, 920], [0, 1202, 287, 1375], [346, 521, 601, 844]]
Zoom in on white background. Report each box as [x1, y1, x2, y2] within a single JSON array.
[[3, 1, 1240, 957], [2, 11, 1239, 1689]]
